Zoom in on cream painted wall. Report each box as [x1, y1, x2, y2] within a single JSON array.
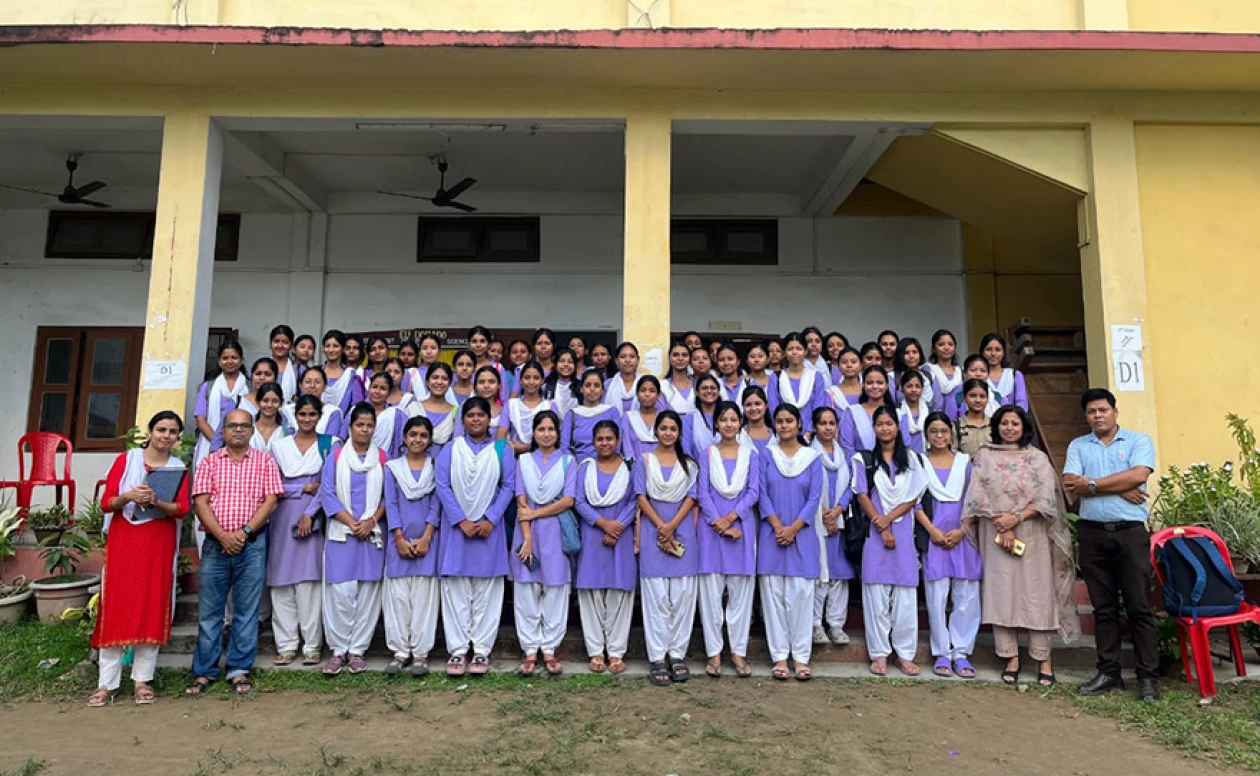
[[1127, 0, 1260, 32], [1136, 125, 1260, 469], [670, 0, 1082, 30], [0, 206, 963, 499]]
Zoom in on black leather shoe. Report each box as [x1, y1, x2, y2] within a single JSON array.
[[1137, 677, 1161, 702], [1078, 672, 1126, 696]]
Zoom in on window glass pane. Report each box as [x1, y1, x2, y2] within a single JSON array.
[[85, 393, 121, 440], [485, 227, 528, 254], [43, 338, 74, 384], [52, 220, 100, 251], [725, 230, 766, 255], [91, 338, 127, 386], [672, 230, 709, 254], [99, 221, 146, 255], [38, 393, 67, 433], [423, 227, 477, 257]]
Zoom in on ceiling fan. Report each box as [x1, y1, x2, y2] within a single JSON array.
[[378, 156, 478, 212], [0, 154, 110, 208]]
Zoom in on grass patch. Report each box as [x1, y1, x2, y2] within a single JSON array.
[[0, 621, 92, 702], [1068, 683, 1260, 771], [0, 760, 45, 776]]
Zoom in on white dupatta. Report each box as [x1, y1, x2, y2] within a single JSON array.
[[450, 436, 502, 522], [321, 366, 354, 410], [583, 458, 630, 508], [898, 400, 929, 436], [925, 362, 962, 397], [386, 456, 436, 501], [919, 451, 969, 504], [778, 369, 817, 410], [720, 376, 746, 403], [195, 373, 248, 462], [644, 452, 697, 503], [844, 403, 876, 451], [372, 406, 404, 451], [625, 410, 657, 444], [604, 375, 637, 409], [108, 447, 186, 533], [329, 445, 384, 548], [690, 412, 720, 455], [571, 403, 613, 419], [270, 435, 324, 479], [508, 398, 554, 444], [804, 355, 834, 388], [519, 451, 569, 505], [810, 439, 848, 583], [660, 379, 696, 415], [428, 407, 456, 445], [249, 421, 287, 453], [707, 445, 751, 500], [990, 368, 1015, 404], [852, 452, 927, 524], [277, 357, 299, 401]]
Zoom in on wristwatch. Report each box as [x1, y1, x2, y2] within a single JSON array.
[[242, 525, 254, 538], [1087, 479, 1097, 495]]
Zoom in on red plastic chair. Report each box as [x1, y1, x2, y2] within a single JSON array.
[[1150, 525, 1260, 701], [0, 432, 76, 518]]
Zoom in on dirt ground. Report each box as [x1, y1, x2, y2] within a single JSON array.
[[0, 679, 1247, 776]]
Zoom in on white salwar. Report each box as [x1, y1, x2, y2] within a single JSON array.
[[578, 589, 635, 659], [514, 582, 571, 654], [925, 578, 981, 660], [698, 573, 755, 658], [323, 446, 385, 657], [441, 576, 505, 657], [813, 580, 850, 631], [384, 576, 440, 660], [759, 575, 815, 664], [271, 582, 323, 657], [97, 644, 159, 692], [640, 577, 698, 663], [862, 584, 919, 660]]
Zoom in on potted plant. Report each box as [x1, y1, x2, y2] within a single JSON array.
[[76, 499, 106, 549], [24, 503, 72, 545], [0, 505, 32, 626], [29, 526, 99, 624]]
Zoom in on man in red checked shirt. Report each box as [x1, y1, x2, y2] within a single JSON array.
[[186, 409, 283, 697]]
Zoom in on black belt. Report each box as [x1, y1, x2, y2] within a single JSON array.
[[1079, 520, 1145, 533]]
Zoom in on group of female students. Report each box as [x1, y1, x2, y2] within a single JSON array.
[[101, 322, 1075, 688]]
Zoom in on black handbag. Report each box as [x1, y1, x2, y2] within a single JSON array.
[[842, 451, 877, 566]]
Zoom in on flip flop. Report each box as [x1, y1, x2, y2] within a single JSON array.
[[953, 657, 977, 679], [732, 658, 753, 678], [705, 661, 722, 678], [302, 652, 322, 666], [608, 658, 627, 675], [588, 657, 607, 674], [895, 658, 920, 677], [933, 657, 953, 677], [185, 677, 212, 696], [544, 658, 563, 676], [133, 683, 156, 706], [87, 687, 114, 707], [869, 658, 888, 677], [794, 664, 813, 681], [516, 658, 538, 677], [772, 664, 790, 681], [274, 652, 296, 667]]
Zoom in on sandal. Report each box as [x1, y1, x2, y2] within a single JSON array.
[[229, 675, 253, 695], [869, 658, 887, 677], [302, 652, 322, 666], [544, 657, 563, 676], [274, 652, 296, 667], [185, 677, 212, 696], [732, 658, 753, 678], [468, 654, 491, 675], [705, 660, 722, 678], [446, 655, 467, 677], [133, 683, 156, 706], [410, 660, 430, 678], [608, 658, 627, 675], [1001, 661, 1021, 685], [933, 657, 953, 677], [953, 657, 977, 679], [1038, 664, 1057, 688], [588, 656, 607, 674], [794, 664, 813, 681], [516, 657, 538, 677], [668, 659, 690, 683], [894, 658, 920, 677], [87, 687, 114, 707], [385, 657, 410, 676], [649, 661, 671, 687], [772, 663, 790, 681]]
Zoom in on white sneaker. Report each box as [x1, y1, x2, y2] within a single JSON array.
[[812, 625, 829, 643], [828, 627, 850, 645]]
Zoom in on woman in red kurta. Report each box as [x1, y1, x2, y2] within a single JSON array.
[[88, 411, 191, 707]]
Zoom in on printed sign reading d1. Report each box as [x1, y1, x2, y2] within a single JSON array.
[[143, 360, 187, 390], [1112, 351, 1145, 391]]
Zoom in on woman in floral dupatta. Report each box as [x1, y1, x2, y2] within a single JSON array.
[[963, 406, 1079, 688]]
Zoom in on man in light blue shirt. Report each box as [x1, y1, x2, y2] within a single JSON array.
[[1062, 388, 1159, 702]]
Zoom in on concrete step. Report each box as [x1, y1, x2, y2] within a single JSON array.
[[163, 621, 1122, 670]]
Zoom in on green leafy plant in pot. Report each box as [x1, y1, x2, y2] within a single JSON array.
[[24, 503, 73, 545], [0, 505, 33, 625], [29, 525, 100, 625]]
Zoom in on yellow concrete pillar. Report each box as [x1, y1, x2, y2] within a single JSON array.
[[136, 111, 223, 427], [1080, 117, 1159, 457], [622, 111, 672, 374]]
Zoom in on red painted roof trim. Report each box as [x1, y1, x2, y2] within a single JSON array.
[[2, 25, 1260, 53]]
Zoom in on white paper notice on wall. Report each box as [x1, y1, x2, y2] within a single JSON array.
[[642, 348, 663, 377], [143, 360, 187, 391], [1110, 324, 1145, 392]]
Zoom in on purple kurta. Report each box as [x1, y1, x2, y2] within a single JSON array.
[[266, 471, 325, 587], [383, 461, 442, 579], [839, 405, 877, 462], [745, 431, 773, 455], [854, 461, 920, 587], [620, 412, 658, 462], [508, 451, 577, 586], [604, 376, 638, 414], [922, 464, 983, 582], [196, 380, 244, 452], [375, 407, 408, 460], [562, 407, 621, 463], [696, 451, 760, 576], [573, 463, 638, 591], [931, 367, 965, 420], [435, 437, 515, 578], [319, 449, 387, 584], [682, 410, 720, 461], [819, 456, 857, 581], [744, 374, 780, 410], [989, 369, 1030, 412], [504, 399, 555, 447], [423, 408, 455, 460], [756, 455, 823, 578], [778, 371, 826, 432], [633, 457, 699, 578], [899, 411, 926, 454]]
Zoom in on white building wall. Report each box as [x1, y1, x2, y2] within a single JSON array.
[[0, 207, 962, 499]]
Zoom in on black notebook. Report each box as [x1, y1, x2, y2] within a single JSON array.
[[136, 467, 187, 521]]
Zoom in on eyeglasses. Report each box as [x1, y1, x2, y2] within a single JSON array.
[[224, 423, 254, 431]]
